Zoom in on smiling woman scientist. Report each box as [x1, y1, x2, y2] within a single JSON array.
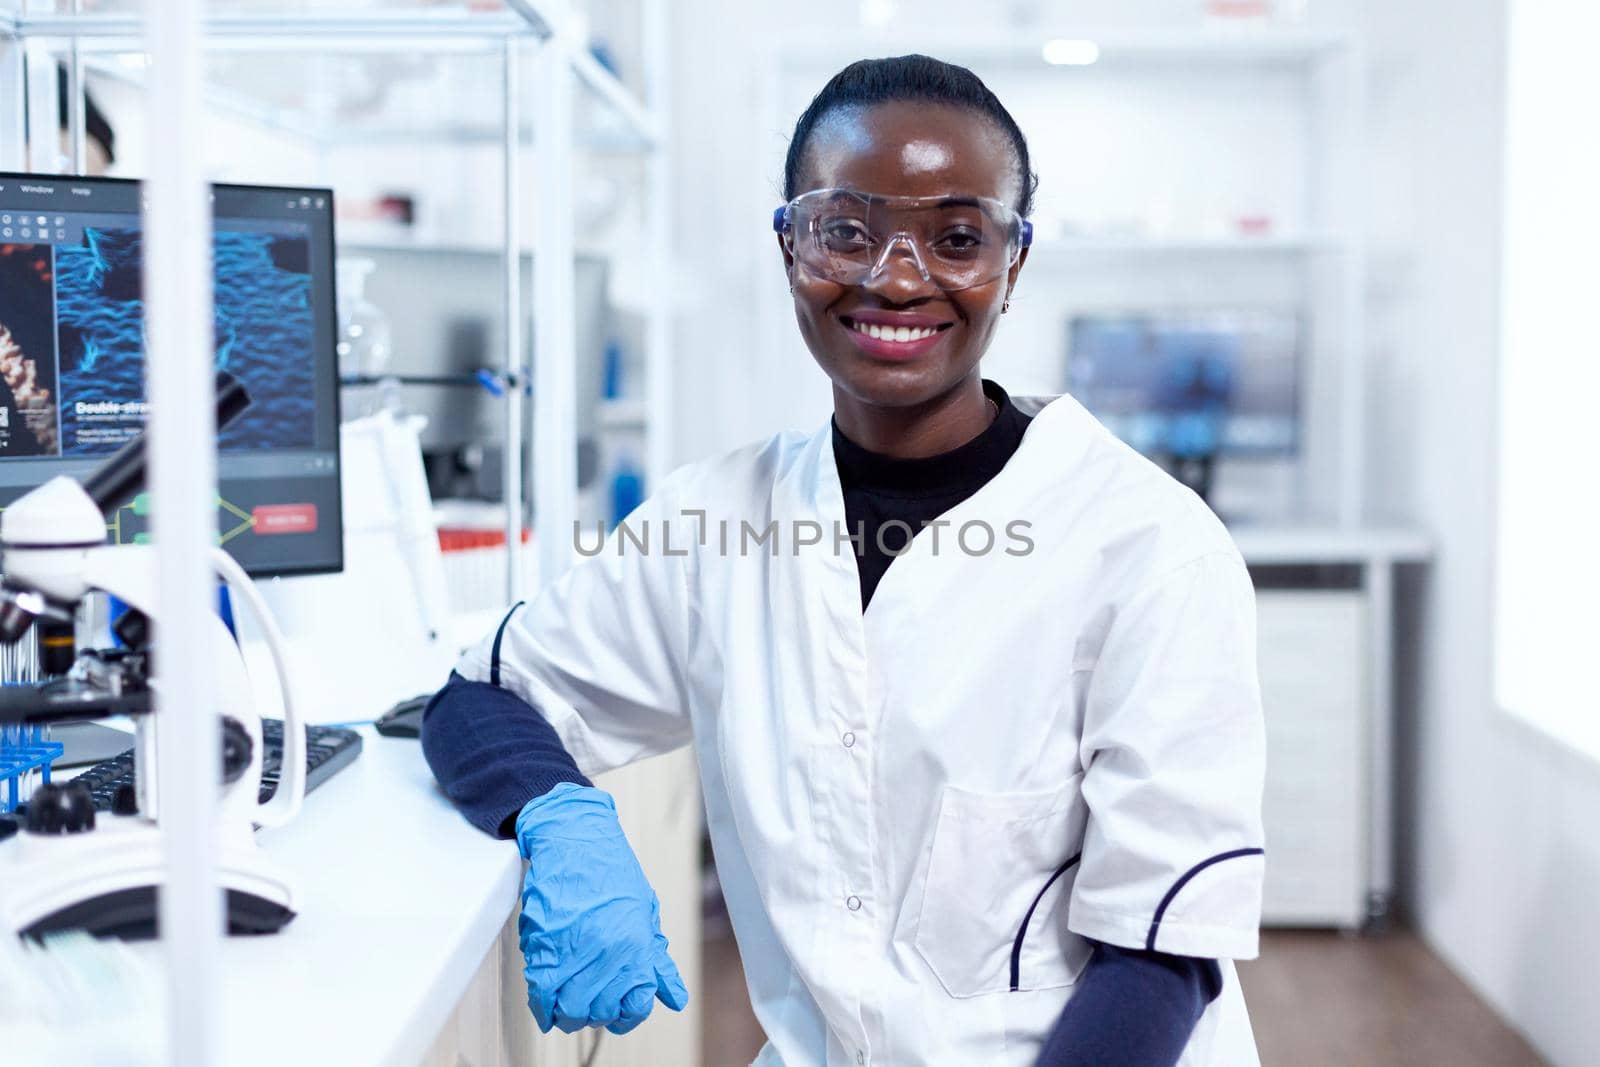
[[421, 55, 1267, 1067]]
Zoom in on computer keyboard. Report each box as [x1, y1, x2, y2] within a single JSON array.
[[73, 719, 363, 814]]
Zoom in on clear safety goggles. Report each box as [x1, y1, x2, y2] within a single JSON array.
[[774, 188, 1033, 292]]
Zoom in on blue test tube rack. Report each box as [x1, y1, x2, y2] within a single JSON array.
[[1, 625, 56, 811], [0, 724, 64, 814]]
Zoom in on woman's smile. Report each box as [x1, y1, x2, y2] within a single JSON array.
[[838, 310, 955, 361]]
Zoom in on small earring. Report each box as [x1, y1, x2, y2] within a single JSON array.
[[1002, 300, 1011, 313]]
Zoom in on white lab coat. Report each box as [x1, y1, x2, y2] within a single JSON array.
[[458, 392, 1266, 1067]]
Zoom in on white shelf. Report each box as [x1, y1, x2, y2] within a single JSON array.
[[49, 11, 659, 153], [781, 26, 1351, 70], [7, 8, 551, 49], [341, 237, 616, 261], [1036, 233, 1343, 256]]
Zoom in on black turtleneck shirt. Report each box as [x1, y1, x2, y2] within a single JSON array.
[[833, 379, 1032, 610]]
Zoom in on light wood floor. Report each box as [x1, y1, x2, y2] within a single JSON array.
[[1238, 930, 1544, 1067], [699, 928, 1546, 1066]]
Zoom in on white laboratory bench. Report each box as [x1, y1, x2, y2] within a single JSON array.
[[190, 578, 702, 1067], [213, 726, 522, 1067], [68, 721, 701, 1067]]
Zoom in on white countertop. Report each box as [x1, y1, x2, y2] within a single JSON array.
[[4, 722, 516, 1065], [201, 728, 518, 1067], [174, 600, 516, 1066], [1228, 523, 1434, 565]]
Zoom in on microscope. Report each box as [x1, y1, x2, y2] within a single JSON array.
[[0, 373, 307, 939]]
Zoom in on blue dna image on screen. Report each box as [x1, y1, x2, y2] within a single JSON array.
[[53, 227, 317, 456]]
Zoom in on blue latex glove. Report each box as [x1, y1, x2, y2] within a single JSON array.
[[514, 782, 690, 1035]]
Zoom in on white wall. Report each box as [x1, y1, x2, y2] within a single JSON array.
[[1362, 1, 1600, 1064]]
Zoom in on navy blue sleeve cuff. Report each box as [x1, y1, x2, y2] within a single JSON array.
[[1034, 943, 1222, 1067], [419, 670, 591, 839]]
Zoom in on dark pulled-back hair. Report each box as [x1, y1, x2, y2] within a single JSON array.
[[782, 54, 1039, 218]]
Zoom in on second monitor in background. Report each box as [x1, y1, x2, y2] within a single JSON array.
[[1068, 309, 1301, 520]]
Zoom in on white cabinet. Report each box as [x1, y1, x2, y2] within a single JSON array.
[[1256, 589, 1368, 929]]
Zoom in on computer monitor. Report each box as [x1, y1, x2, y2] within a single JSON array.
[[0, 173, 343, 576], [1067, 310, 1301, 459]]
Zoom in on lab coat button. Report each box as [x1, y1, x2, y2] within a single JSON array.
[[841, 731, 856, 748], [846, 895, 862, 911]]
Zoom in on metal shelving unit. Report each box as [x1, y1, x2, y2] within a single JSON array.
[[777, 25, 1352, 68], [1, 0, 675, 593], [0, 6, 672, 1061]]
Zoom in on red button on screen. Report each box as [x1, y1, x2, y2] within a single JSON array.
[[253, 503, 318, 535]]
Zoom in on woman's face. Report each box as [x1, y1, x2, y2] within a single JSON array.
[[780, 101, 1028, 411]]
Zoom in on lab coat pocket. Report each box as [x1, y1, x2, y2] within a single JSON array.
[[913, 776, 1094, 998]]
